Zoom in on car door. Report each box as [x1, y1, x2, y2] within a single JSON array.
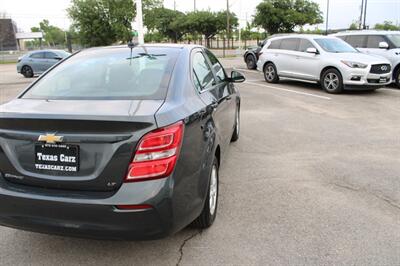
[[294, 38, 320, 81], [44, 52, 61, 70], [192, 50, 227, 149], [203, 48, 236, 144], [28, 52, 47, 73], [276, 38, 301, 78]]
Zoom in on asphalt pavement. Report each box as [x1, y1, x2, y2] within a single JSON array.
[[0, 59, 399, 265]]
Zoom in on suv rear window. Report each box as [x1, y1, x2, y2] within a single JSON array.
[[268, 39, 281, 49], [22, 47, 180, 100], [280, 38, 300, 51], [346, 35, 367, 48]]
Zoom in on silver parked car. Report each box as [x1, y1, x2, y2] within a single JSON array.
[[334, 30, 400, 88], [257, 34, 392, 93], [17, 50, 71, 78]]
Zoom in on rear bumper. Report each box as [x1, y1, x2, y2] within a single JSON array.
[[0, 178, 176, 240]]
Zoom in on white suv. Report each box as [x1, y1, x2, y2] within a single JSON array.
[[334, 31, 400, 88], [257, 35, 392, 94]]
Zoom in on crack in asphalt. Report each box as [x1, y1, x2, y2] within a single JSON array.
[[176, 230, 202, 266], [331, 182, 400, 211]]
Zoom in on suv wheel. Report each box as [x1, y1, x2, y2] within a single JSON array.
[[321, 69, 343, 94], [246, 54, 256, 70], [192, 156, 219, 229], [264, 63, 279, 83], [395, 67, 400, 88], [21, 66, 34, 78]]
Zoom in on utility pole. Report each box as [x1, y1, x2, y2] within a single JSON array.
[[359, 0, 364, 29], [174, 0, 176, 11], [194, 0, 196, 11], [227, 0, 230, 51], [325, 0, 329, 35], [135, 0, 144, 44], [363, 0, 368, 29]]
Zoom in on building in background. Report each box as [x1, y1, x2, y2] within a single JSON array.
[[0, 18, 43, 51]]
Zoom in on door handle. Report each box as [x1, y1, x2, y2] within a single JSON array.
[[226, 95, 232, 100]]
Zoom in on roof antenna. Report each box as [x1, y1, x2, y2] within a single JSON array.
[[128, 31, 139, 66]]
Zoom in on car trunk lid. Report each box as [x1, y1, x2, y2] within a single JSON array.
[[0, 99, 163, 192]]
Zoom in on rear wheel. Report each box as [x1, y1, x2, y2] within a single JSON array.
[[246, 54, 257, 70], [192, 156, 219, 229], [264, 63, 279, 83], [21, 65, 33, 78], [395, 67, 400, 89], [231, 106, 240, 142], [321, 68, 343, 94]]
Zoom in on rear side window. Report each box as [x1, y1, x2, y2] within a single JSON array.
[[30, 52, 45, 59], [366, 35, 386, 48], [192, 52, 216, 92], [298, 39, 315, 52], [346, 35, 367, 48], [280, 38, 300, 51], [22, 47, 180, 100], [268, 39, 281, 49]]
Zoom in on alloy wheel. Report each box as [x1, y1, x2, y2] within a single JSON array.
[[324, 73, 339, 91], [209, 164, 218, 216], [265, 65, 275, 82]]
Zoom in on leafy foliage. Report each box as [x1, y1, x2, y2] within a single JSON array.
[[67, 0, 162, 47], [31, 19, 66, 46], [374, 21, 400, 31], [253, 0, 323, 34], [144, 8, 186, 42]]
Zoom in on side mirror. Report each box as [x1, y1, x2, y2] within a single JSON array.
[[230, 71, 246, 83], [379, 41, 389, 49], [306, 47, 318, 54]]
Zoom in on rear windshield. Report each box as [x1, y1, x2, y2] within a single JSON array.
[[22, 47, 180, 100], [314, 38, 358, 53]]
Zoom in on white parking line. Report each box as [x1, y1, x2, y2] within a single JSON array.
[[245, 81, 332, 100]]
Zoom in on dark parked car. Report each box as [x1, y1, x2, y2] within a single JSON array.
[[243, 39, 267, 69], [17, 49, 71, 78], [0, 44, 244, 240]]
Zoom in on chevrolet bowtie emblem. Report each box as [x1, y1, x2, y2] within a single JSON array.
[[38, 133, 64, 144]]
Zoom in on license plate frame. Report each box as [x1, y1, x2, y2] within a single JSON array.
[[379, 77, 387, 83], [35, 144, 80, 172]]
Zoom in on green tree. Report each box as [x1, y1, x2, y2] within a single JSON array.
[[349, 22, 359, 30], [183, 11, 219, 47], [216, 11, 239, 36], [68, 0, 162, 47], [374, 21, 400, 31], [144, 8, 186, 42], [31, 20, 66, 46], [253, 0, 323, 34]]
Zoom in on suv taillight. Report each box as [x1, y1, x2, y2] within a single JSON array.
[[125, 121, 184, 182]]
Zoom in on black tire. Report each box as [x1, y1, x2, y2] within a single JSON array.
[[321, 68, 344, 94], [21, 65, 34, 78], [394, 67, 400, 89], [231, 106, 240, 142], [192, 156, 219, 229], [263, 63, 279, 83], [245, 54, 257, 70]]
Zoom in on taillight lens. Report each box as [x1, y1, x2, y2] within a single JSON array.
[[125, 121, 184, 182]]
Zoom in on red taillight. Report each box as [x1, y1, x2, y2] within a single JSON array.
[[125, 121, 184, 182]]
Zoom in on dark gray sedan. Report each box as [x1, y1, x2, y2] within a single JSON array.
[[16, 49, 71, 78], [0, 44, 244, 240]]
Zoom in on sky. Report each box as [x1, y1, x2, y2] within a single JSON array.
[[0, 0, 399, 32]]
